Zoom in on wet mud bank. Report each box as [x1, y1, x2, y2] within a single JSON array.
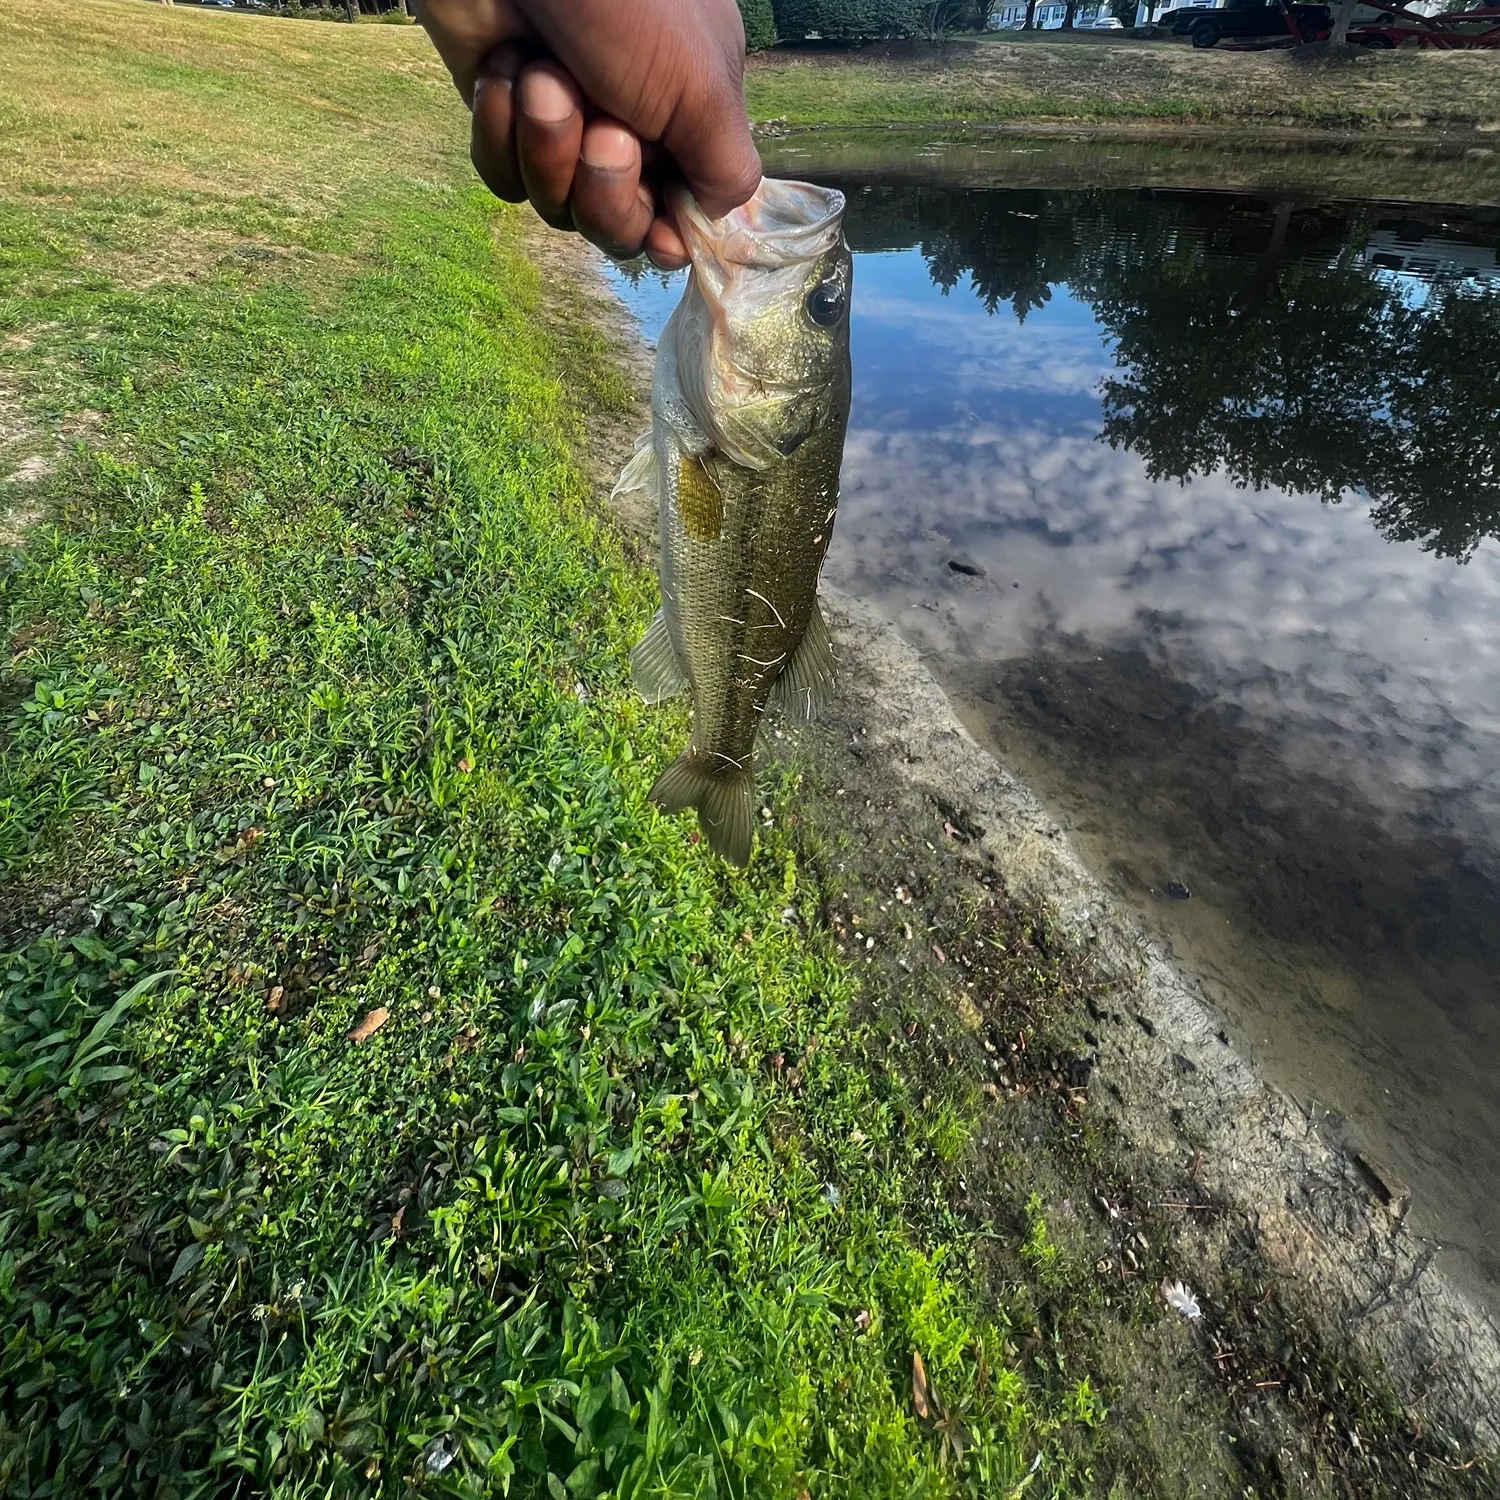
[[803, 588, 1500, 1467], [564, 230, 1500, 1489]]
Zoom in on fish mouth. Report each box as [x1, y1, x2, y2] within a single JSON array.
[[671, 180, 846, 271]]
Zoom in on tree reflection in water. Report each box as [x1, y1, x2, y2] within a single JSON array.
[[839, 185, 1500, 561]]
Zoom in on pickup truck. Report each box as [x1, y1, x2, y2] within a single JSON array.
[[1165, 0, 1330, 46]]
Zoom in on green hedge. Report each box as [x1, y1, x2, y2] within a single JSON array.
[[771, 0, 921, 41], [739, 0, 779, 50]]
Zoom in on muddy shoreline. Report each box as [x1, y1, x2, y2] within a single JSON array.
[[552, 227, 1500, 1483], [807, 586, 1500, 1451]]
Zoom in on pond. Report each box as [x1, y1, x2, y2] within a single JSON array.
[[606, 136, 1500, 1310]]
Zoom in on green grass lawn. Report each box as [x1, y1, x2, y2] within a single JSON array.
[[745, 35, 1500, 130], [0, 2, 1103, 1495]]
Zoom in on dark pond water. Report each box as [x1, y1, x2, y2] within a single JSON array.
[[607, 145, 1500, 1307]]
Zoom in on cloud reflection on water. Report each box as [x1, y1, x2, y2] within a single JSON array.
[[833, 253, 1500, 879]]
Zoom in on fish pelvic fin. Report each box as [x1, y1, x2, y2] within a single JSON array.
[[768, 600, 836, 724], [611, 432, 658, 505], [631, 608, 689, 704], [651, 751, 755, 868]]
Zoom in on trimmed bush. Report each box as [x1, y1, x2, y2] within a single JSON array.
[[739, 0, 779, 50], [771, 0, 920, 41]]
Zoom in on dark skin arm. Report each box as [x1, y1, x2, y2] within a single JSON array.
[[417, 0, 763, 268]]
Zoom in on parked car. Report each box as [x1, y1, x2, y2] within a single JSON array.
[[1153, 5, 1213, 35], [1090, 13, 1125, 25], [1171, 0, 1329, 46]]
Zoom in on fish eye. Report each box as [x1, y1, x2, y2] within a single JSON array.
[[805, 281, 846, 328]]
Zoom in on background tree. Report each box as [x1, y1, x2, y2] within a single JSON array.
[[837, 178, 1500, 560], [919, 0, 988, 36], [772, 0, 920, 39], [1328, 0, 1359, 45], [739, 0, 779, 50]]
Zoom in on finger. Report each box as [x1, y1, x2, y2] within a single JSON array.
[[644, 217, 689, 272], [516, 62, 585, 230], [470, 45, 529, 204], [571, 120, 655, 260], [663, 69, 762, 221], [417, 0, 528, 106]]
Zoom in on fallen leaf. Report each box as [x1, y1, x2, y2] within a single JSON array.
[[390, 1204, 406, 1239], [457, 757, 473, 773], [932, 945, 946, 964], [266, 985, 284, 1014], [912, 1350, 932, 1420], [854, 1309, 871, 1332], [348, 1007, 390, 1043]]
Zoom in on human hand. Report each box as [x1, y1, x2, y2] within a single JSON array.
[[417, 0, 763, 269]]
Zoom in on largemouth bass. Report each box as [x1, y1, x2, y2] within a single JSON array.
[[614, 178, 853, 866]]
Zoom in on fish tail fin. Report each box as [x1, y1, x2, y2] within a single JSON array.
[[651, 752, 755, 867]]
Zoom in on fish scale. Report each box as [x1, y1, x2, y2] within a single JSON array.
[[614, 179, 853, 865]]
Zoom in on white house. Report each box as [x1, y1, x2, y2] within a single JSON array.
[[991, 2, 1110, 24]]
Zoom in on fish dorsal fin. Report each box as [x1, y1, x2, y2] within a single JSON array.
[[630, 608, 690, 704], [768, 601, 835, 724], [611, 432, 658, 504]]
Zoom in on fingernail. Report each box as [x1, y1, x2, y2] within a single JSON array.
[[519, 69, 576, 124], [581, 124, 636, 173]]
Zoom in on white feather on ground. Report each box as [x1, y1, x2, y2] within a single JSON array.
[[1161, 1278, 1202, 1319]]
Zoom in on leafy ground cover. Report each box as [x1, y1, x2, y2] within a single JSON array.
[[745, 35, 1500, 130], [0, 2, 1104, 1495]]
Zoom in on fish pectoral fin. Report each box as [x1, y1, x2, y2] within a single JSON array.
[[611, 432, 659, 504], [651, 752, 754, 867], [767, 601, 836, 724], [630, 608, 690, 705]]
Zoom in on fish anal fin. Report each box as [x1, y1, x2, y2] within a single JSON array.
[[650, 751, 754, 867], [630, 609, 689, 705], [768, 601, 836, 724], [677, 454, 724, 543]]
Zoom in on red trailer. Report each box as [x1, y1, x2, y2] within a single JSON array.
[[1347, 3, 1500, 48]]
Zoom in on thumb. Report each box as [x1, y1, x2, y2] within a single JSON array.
[[661, 71, 762, 221]]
